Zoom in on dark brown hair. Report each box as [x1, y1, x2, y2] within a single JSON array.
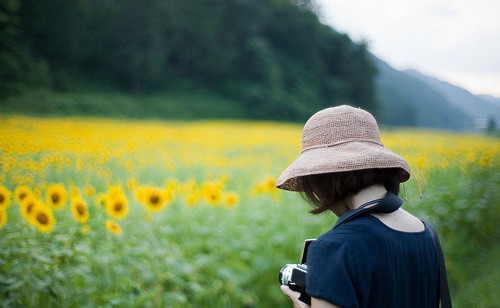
[[299, 168, 401, 214]]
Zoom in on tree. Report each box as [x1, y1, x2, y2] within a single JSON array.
[[0, 0, 25, 96], [5, 0, 379, 121]]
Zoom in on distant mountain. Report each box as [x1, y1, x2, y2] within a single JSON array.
[[404, 69, 500, 127], [478, 95, 500, 107], [372, 56, 472, 130]]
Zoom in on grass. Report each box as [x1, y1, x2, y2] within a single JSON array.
[[1, 185, 332, 307], [0, 88, 253, 121]]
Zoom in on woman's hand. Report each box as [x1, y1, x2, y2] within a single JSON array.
[[281, 286, 342, 308], [280, 286, 311, 308]]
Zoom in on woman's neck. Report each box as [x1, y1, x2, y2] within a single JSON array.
[[332, 184, 388, 217], [349, 184, 388, 210]]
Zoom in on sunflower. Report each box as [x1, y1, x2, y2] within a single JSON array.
[[255, 182, 265, 194], [46, 183, 67, 210], [71, 198, 89, 224], [14, 186, 32, 205], [135, 186, 147, 204], [0, 208, 7, 229], [202, 183, 222, 206], [255, 177, 278, 194], [105, 220, 122, 235], [32, 205, 56, 233], [108, 186, 125, 199], [224, 192, 239, 208], [96, 193, 107, 207], [165, 179, 178, 191], [33, 188, 42, 199], [185, 193, 198, 206], [20, 196, 40, 224], [264, 177, 277, 192], [105, 193, 129, 219], [84, 184, 95, 197], [127, 179, 138, 190], [0, 185, 11, 209], [181, 179, 197, 196], [143, 187, 170, 212], [70, 185, 81, 199]]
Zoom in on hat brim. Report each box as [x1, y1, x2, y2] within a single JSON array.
[[276, 142, 411, 191]]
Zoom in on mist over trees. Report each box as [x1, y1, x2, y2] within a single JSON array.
[[1, 0, 378, 120]]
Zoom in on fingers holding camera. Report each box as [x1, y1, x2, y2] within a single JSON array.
[[281, 285, 311, 308]]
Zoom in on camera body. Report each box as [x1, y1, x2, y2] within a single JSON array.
[[279, 239, 315, 304], [279, 263, 308, 293]]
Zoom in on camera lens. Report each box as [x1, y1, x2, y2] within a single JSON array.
[[279, 264, 294, 285]]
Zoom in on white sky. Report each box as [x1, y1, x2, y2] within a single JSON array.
[[314, 0, 500, 97]]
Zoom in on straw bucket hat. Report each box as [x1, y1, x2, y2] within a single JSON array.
[[276, 105, 411, 191]]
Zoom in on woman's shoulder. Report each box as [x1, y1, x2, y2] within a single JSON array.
[[371, 209, 425, 233], [314, 216, 377, 246], [314, 213, 429, 249]]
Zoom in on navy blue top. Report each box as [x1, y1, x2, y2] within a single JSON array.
[[306, 215, 440, 308]]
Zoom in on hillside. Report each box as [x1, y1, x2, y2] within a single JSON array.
[[405, 69, 500, 126], [1, 0, 499, 131], [478, 95, 500, 107], [0, 0, 377, 122], [372, 56, 472, 129]]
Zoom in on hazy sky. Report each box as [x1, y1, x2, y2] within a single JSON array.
[[314, 0, 500, 97]]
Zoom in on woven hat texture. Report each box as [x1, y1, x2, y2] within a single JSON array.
[[276, 105, 411, 191]]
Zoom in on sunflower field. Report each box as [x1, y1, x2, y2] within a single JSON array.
[[0, 115, 499, 308]]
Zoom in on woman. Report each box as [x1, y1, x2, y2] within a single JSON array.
[[276, 105, 441, 308]]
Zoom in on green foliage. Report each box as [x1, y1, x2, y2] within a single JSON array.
[[450, 245, 500, 308], [407, 165, 500, 306], [0, 0, 23, 97], [0, 190, 333, 307], [1, 0, 378, 121], [1, 166, 498, 308], [421, 165, 500, 254], [0, 0, 51, 97], [1, 164, 499, 307], [0, 88, 253, 120]]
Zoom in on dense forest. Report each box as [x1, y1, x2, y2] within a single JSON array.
[[0, 0, 378, 121]]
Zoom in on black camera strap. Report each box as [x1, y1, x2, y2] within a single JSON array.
[[333, 191, 403, 229]]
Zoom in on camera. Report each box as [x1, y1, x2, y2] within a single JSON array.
[[279, 239, 315, 304]]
